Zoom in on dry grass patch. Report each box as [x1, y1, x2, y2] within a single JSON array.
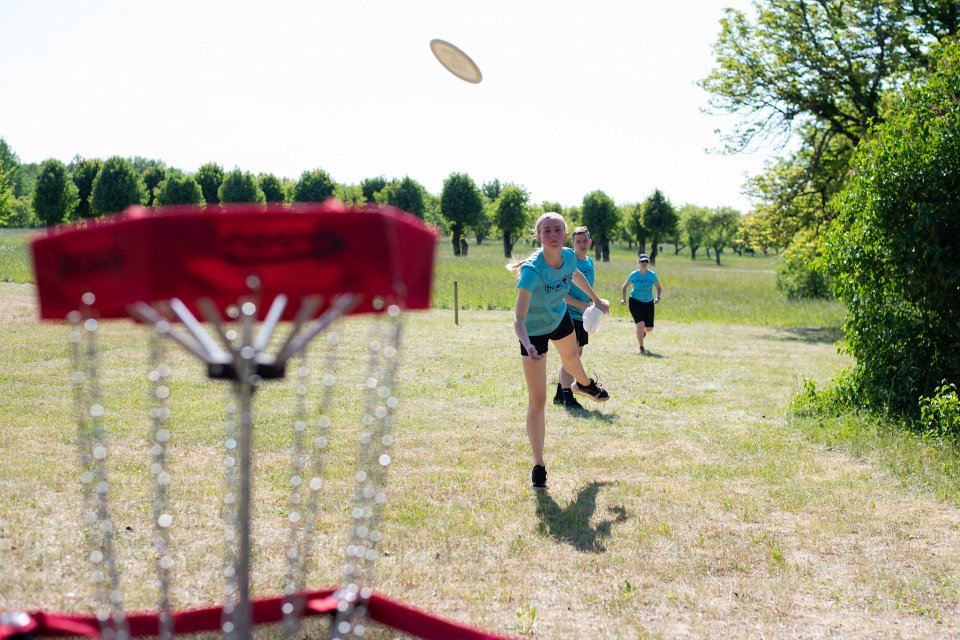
[[2, 283, 959, 638]]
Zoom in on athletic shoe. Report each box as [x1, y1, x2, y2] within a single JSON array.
[[638, 346, 646, 355], [572, 377, 610, 403], [562, 390, 585, 411], [552, 382, 564, 405], [531, 464, 547, 489]]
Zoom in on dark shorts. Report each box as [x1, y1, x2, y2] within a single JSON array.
[[629, 298, 655, 327], [572, 318, 589, 347], [520, 312, 575, 356]]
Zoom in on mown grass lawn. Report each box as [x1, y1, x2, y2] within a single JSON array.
[[1, 232, 958, 639]]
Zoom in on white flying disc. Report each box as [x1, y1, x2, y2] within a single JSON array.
[[582, 304, 603, 334], [430, 39, 482, 84]]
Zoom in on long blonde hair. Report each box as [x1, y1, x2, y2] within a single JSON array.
[[505, 211, 567, 274]]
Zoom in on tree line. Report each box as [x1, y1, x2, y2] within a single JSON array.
[[701, 0, 959, 426], [0, 144, 753, 266]]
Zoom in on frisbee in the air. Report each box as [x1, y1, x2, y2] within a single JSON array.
[[430, 39, 482, 83], [583, 304, 603, 334]]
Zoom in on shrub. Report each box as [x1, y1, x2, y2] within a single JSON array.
[[821, 41, 960, 416], [918, 382, 960, 437]]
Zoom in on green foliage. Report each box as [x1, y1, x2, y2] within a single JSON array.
[[0, 167, 16, 227], [155, 173, 204, 206], [822, 41, 960, 416], [581, 190, 619, 262], [641, 189, 677, 263], [481, 178, 502, 202], [218, 169, 265, 204], [141, 165, 166, 206], [440, 172, 483, 256], [623, 203, 646, 253], [0, 138, 17, 173], [776, 230, 831, 299], [334, 183, 364, 206], [258, 173, 286, 203], [360, 175, 388, 203], [379, 176, 426, 217], [679, 204, 711, 260], [33, 159, 79, 226], [701, 0, 958, 285], [293, 168, 336, 203], [90, 157, 145, 217], [492, 184, 530, 258], [69, 157, 102, 219], [195, 162, 224, 205], [918, 382, 960, 438], [705, 206, 741, 266]]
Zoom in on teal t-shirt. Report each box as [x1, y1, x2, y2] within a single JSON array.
[[567, 254, 594, 321], [517, 247, 577, 336], [627, 269, 659, 302]]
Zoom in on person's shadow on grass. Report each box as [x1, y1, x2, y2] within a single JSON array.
[[535, 481, 628, 553]]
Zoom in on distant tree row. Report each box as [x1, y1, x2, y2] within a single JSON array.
[[0, 140, 758, 264]]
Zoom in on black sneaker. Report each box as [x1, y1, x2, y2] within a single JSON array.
[[562, 390, 585, 411], [552, 382, 564, 405], [572, 377, 610, 403], [531, 464, 547, 489]]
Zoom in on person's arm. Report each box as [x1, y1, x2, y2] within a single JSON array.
[[571, 269, 609, 314], [654, 281, 663, 303], [620, 278, 631, 305], [563, 293, 590, 313], [514, 288, 541, 360]]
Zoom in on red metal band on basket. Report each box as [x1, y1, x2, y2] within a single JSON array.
[[2, 589, 515, 640], [30, 203, 437, 321]]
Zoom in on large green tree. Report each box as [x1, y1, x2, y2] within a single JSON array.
[[679, 204, 711, 260], [90, 156, 145, 217], [219, 169, 265, 204], [705, 207, 741, 266], [69, 157, 102, 219], [195, 162, 224, 205], [33, 159, 79, 226], [641, 189, 678, 264], [821, 40, 960, 416], [701, 0, 959, 292], [258, 173, 286, 203], [493, 184, 530, 258], [580, 190, 619, 262], [440, 172, 484, 256], [293, 168, 336, 203], [155, 173, 205, 206], [360, 176, 388, 203], [378, 176, 426, 217], [142, 165, 167, 206]]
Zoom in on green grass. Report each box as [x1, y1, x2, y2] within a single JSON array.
[[434, 240, 846, 328], [0, 228, 34, 283], [2, 234, 960, 638]]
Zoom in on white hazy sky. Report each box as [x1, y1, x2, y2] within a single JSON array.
[[1, 0, 770, 212]]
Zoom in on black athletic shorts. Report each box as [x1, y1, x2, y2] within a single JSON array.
[[572, 318, 589, 347], [629, 298, 655, 327], [520, 312, 575, 356]]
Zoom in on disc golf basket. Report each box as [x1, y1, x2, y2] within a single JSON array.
[[1, 203, 512, 640]]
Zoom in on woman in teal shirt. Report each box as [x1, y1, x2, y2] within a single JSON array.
[[508, 212, 610, 489]]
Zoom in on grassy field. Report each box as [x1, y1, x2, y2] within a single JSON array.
[[1, 235, 959, 638], [0, 229, 33, 284]]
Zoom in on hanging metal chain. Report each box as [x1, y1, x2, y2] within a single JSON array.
[[69, 294, 129, 640], [221, 378, 242, 640], [331, 304, 404, 640], [281, 329, 342, 640], [147, 326, 175, 640]]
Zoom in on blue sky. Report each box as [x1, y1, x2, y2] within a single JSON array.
[[1, 0, 769, 211]]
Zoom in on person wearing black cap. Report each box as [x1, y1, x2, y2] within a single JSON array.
[[620, 253, 662, 354]]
